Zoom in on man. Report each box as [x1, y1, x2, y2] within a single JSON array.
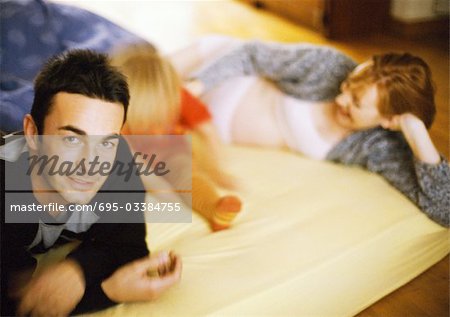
[[1, 49, 182, 316]]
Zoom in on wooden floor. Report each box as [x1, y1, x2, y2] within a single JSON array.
[[59, 1, 449, 316], [356, 255, 449, 317]]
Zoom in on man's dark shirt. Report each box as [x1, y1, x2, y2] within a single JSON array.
[[1, 137, 149, 315]]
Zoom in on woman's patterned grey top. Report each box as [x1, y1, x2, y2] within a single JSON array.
[[326, 127, 449, 227], [192, 41, 450, 227], [192, 41, 357, 101]]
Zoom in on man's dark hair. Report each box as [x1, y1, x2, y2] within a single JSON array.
[[31, 49, 130, 134]]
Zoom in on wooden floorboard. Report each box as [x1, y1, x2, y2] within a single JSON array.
[[356, 255, 449, 317]]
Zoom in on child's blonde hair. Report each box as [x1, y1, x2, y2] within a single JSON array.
[[111, 43, 181, 134]]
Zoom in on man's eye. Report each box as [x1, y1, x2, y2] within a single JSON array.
[[100, 140, 117, 149], [63, 136, 81, 145], [350, 97, 360, 109]]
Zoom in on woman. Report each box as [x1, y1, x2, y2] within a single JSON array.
[[174, 36, 449, 227]]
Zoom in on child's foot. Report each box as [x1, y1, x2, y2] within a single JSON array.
[[211, 195, 242, 231]]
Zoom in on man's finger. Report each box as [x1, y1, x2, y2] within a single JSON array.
[[143, 275, 179, 299], [169, 252, 180, 272], [134, 251, 170, 273], [159, 252, 176, 276], [146, 254, 182, 293]]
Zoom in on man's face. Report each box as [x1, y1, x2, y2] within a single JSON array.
[[35, 92, 124, 205]]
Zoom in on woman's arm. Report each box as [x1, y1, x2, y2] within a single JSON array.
[[382, 113, 441, 164], [190, 41, 356, 101], [366, 127, 449, 227]]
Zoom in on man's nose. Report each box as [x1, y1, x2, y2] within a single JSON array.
[[76, 143, 99, 172], [79, 143, 97, 161]]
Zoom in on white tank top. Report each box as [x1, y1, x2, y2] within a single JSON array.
[[277, 96, 345, 159], [200, 76, 348, 158]]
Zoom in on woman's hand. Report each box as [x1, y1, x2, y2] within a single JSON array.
[[101, 251, 182, 303], [381, 113, 441, 164], [381, 113, 423, 132], [380, 114, 403, 131]]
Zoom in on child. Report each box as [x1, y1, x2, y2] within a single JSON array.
[[111, 44, 242, 231]]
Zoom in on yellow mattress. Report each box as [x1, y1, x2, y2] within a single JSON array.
[[84, 145, 449, 317]]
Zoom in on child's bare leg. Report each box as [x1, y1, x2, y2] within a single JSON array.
[[192, 131, 239, 190], [164, 154, 242, 231], [192, 173, 242, 231]]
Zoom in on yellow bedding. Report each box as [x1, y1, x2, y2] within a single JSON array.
[[83, 145, 449, 317]]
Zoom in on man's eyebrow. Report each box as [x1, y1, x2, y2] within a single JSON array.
[[58, 126, 120, 139], [58, 125, 86, 135], [103, 134, 120, 141]]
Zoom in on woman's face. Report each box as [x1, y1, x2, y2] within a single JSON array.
[[334, 61, 385, 131]]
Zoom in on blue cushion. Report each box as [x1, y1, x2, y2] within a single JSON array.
[[0, 0, 147, 132]]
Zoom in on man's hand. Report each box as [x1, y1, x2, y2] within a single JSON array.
[[381, 113, 440, 164], [101, 251, 182, 302], [17, 259, 85, 317]]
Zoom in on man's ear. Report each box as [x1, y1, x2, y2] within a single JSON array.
[[23, 114, 39, 151]]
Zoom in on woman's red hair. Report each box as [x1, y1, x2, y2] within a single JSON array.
[[346, 53, 436, 128]]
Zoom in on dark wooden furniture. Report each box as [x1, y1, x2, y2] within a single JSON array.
[[240, 0, 391, 39]]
